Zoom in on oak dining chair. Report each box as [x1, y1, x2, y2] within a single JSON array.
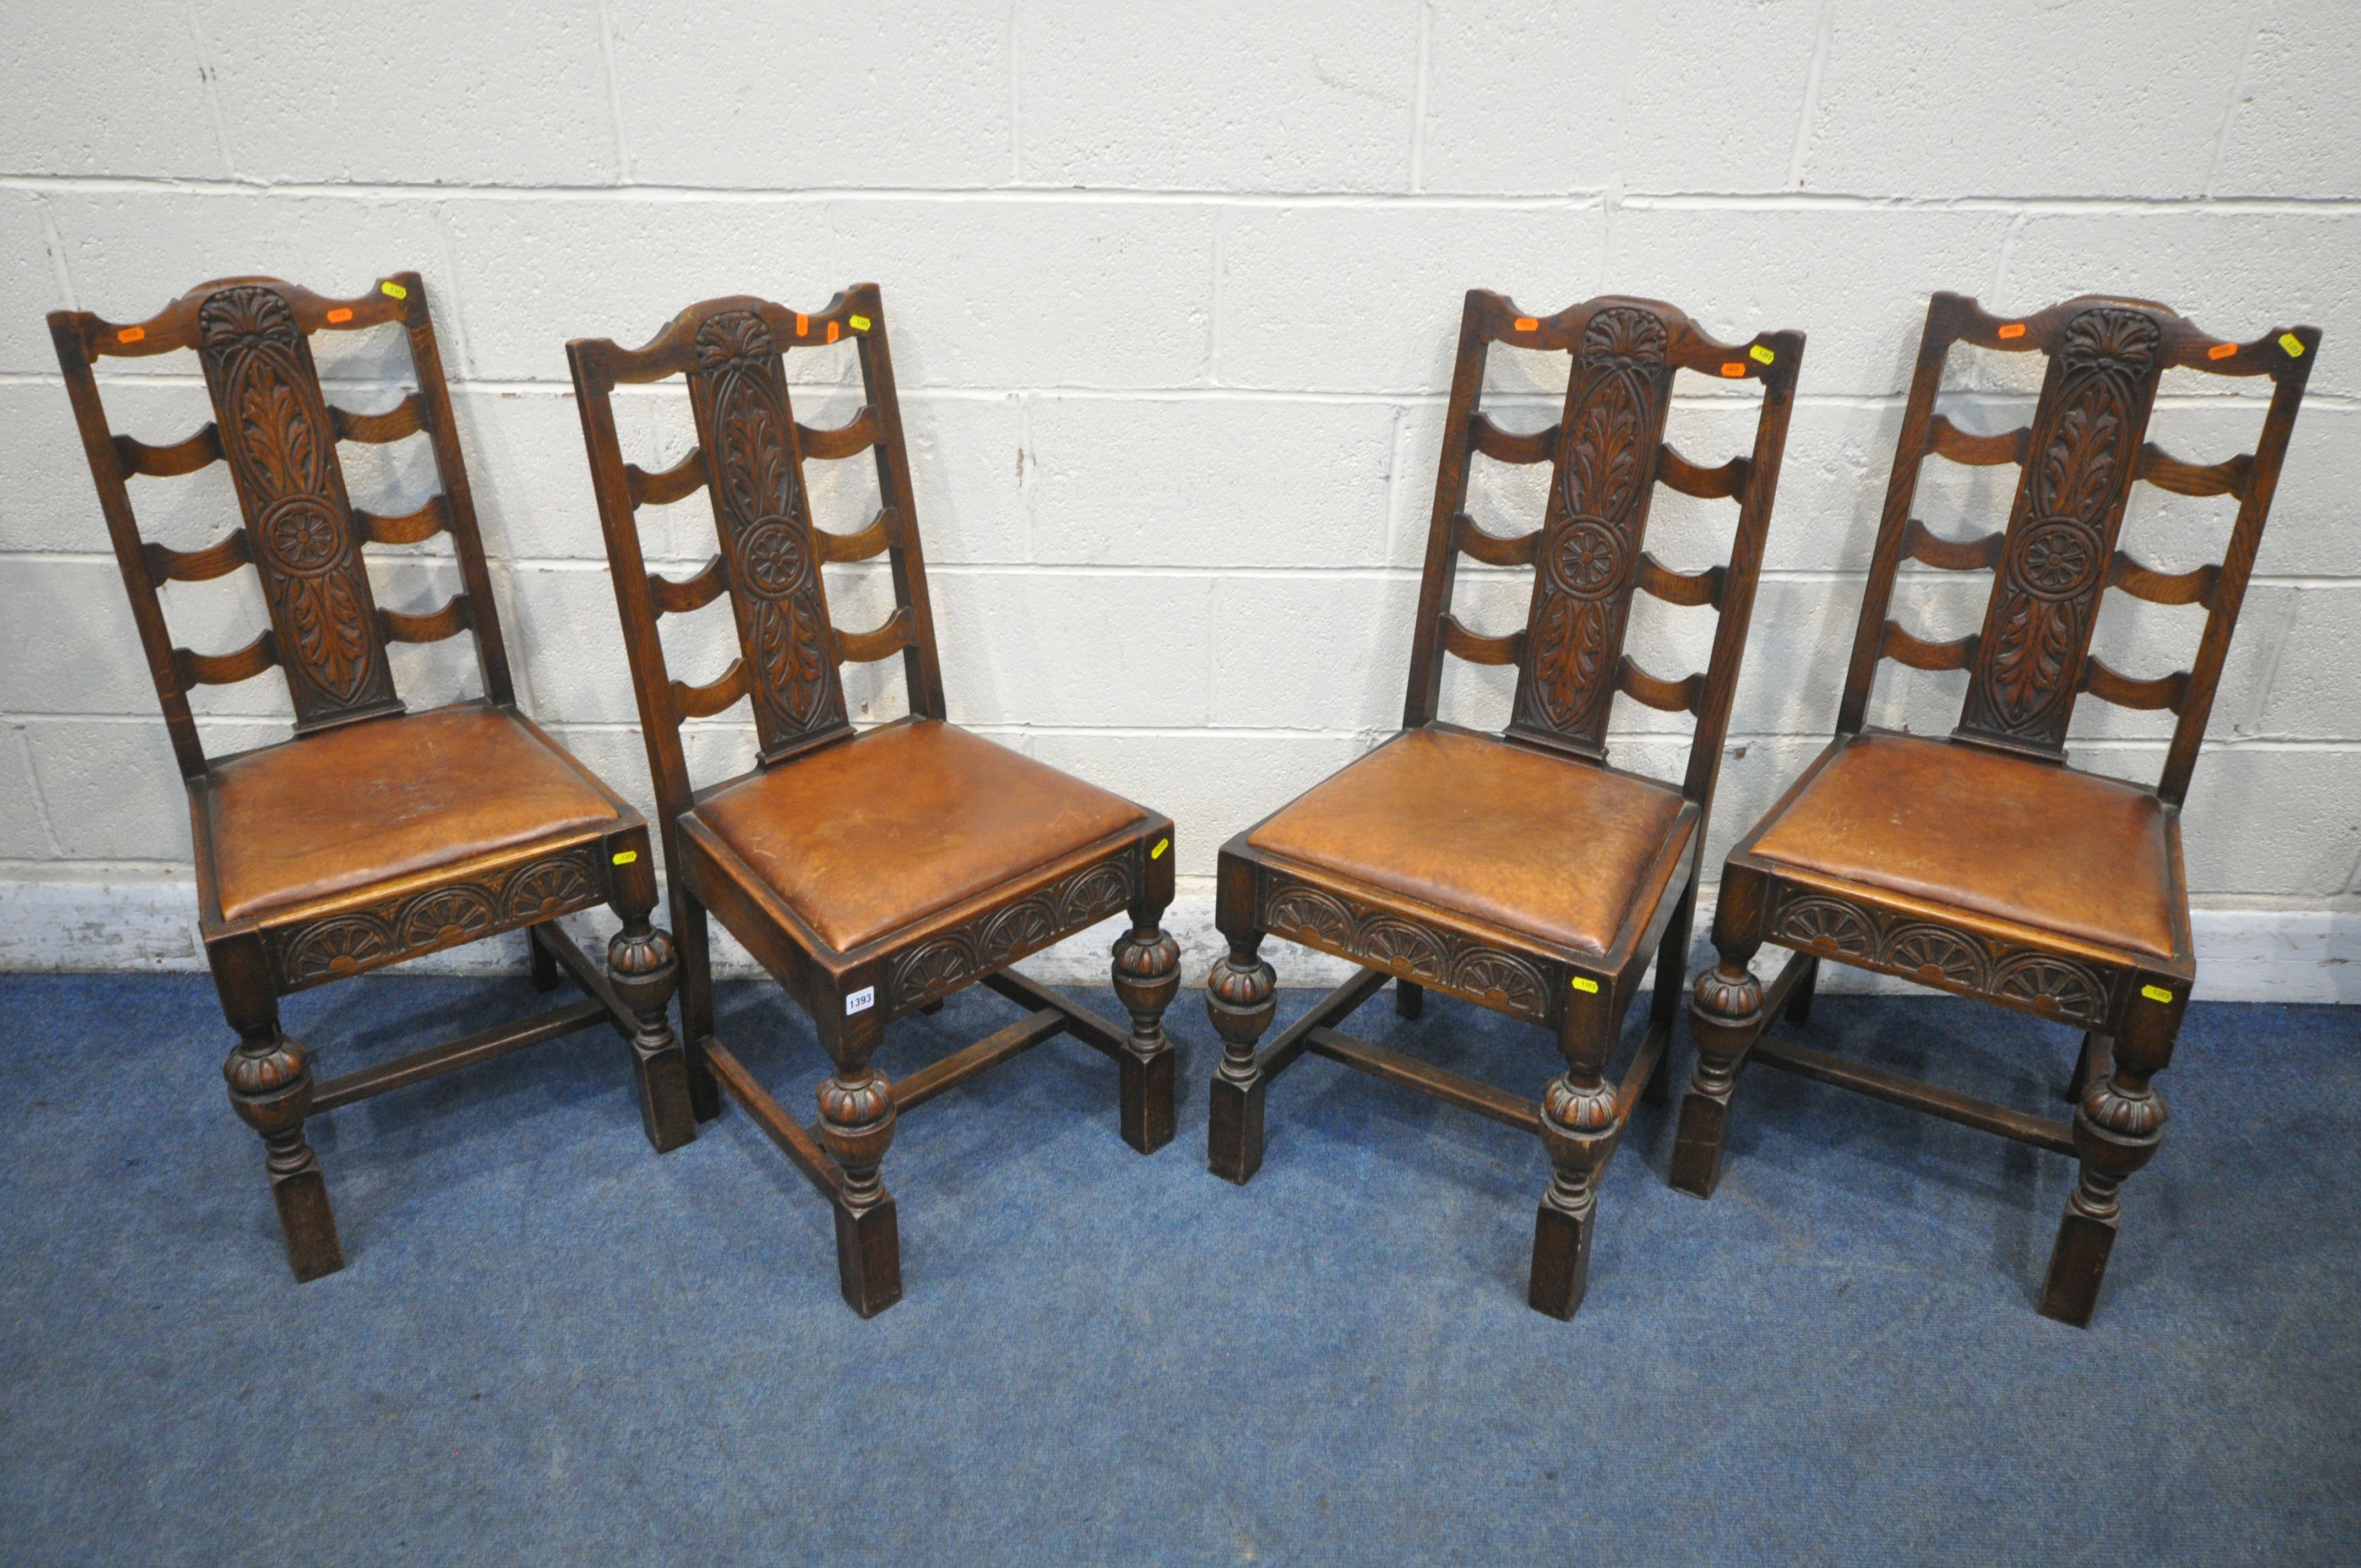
[[1204, 291, 1803, 1317], [1674, 291, 2319, 1326], [49, 273, 695, 1282], [568, 284, 1181, 1317]]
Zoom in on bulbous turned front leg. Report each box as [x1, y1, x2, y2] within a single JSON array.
[[607, 916, 695, 1155], [817, 1065, 902, 1317], [2038, 1071, 2166, 1327], [1205, 937, 1278, 1185], [1530, 1074, 1619, 1319], [225, 1030, 342, 1282], [1670, 958, 1764, 1199], [1112, 923, 1182, 1155]]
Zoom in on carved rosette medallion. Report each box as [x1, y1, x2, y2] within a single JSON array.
[[880, 857, 1137, 1014], [265, 845, 605, 989], [197, 285, 397, 725], [1959, 306, 2163, 752], [1767, 883, 2118, 1027], [1261, 875, 1551, 1023], [1510, 305, 1674, 754], [689, 311, 848, 756]]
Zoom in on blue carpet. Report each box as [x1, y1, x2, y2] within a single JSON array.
[[0, 968, 2353, 1565]]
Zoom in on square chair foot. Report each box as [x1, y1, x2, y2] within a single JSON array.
[[1668, 1089, 1733, 1199], [1121, 1049, 1176, 1156], [2036, 1206, 2117, 1329], [1207, 1075, 1266, 1185], [833, 1195, 904, 1319], [1527, 1198, 1595, 1320], [634, 1043, 698, 1156], [274, 1168, 345, 1283]]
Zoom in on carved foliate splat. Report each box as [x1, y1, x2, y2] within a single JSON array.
[[1956, 305, 2166, 755], [196, 285, 401, 729], [686, 310, 850, 761], [1508, 304, 1675, 760]]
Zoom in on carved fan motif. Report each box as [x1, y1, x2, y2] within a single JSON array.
[[1774, 895, 1876, 959], [197, 285, 396, 723], [880, 857, 1141, 1011], [691, 311, 848, 755], [1959, 306, 2162, 749], [1511, 305, 1672, 751], [1259, 875, 1552, 1023], [1762, 884, 2117, 1027]]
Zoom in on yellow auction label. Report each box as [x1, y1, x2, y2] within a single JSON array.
[[2140, 983, 2173, 1003], [1749, 344, 1775, 364], [612, 850, 639, 865], [850, 314, 871, 331], [380, 280, 408, 300], [2280, 332, 2305, 357], [1570, 976, 1600, 993], [1150, 838, 1168, 859]]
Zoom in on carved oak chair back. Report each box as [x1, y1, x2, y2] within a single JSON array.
[[47, 274, 694, 1284], [1840, 291, 2317, 803], [1676, 290, 2320, 1327], [51, 274, 510, 772], [570, 286, 1181, 1316], [1406, 290, 1803, 813], [1206, 290, 1803, 1321], [569, 287, 944, 1055]]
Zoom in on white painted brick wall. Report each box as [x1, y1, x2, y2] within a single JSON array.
[[2, 2, 2357, 1000]]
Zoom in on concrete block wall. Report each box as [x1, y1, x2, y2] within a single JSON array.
[[2, 1, 2356, 999]]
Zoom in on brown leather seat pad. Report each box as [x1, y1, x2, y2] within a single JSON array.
[[1247, 727, 1690, 956], [208, 703, 621, 923], [691, 720, 1149, 953], [1750, 731, 2177, 960]]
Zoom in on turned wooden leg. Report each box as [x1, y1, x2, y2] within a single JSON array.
[[527, 922, 562, 993], [2039, 998, 2174, 1327], [225, 1025, 342, 1282], [1531, 1077, 1619, 1319], [1205, 934, 1278, 1185], [817, 1063, 901, 1317], [1672, 959, 1762, 1199], [668, 888, 724, 1125], [608, 913, 695, 1156], [1672, 872, 1769, 1199], [1396, 979, 1423, 1020], [1112, 920, 1181, 1156], [209, 935, 340, 1281], [1531, 983, 1622, 1320]]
